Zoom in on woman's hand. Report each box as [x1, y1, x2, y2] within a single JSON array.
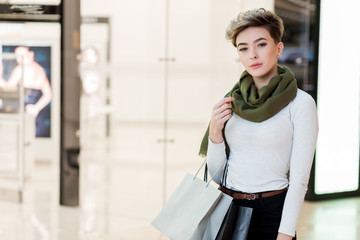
[[25, 104, 40, 118], [277, 232, 294, 240], [209, 97, 234, 143]]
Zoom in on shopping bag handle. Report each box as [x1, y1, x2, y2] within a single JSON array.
[[194, 158, 224, 187], [201, 122, 230, 188], [197, 120, 230, 187], [194, 158, 207, 178]]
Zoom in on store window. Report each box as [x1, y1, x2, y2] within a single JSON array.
[[275, 0, 318, 100], [277, 0, 360, 200]]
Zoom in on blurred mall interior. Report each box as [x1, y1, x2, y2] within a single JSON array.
[[0, 0, 359, 239]]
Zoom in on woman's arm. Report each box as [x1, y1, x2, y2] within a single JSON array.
[[209, 97, 234, 143], [206, 97, 234, 183], [2, 66, 22, 89], [278, 92, 319, 236], [277, 232, 293, 240], [25, 65, 52, 117]]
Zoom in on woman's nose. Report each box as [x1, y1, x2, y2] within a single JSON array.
[[250, 50, 258, 59]]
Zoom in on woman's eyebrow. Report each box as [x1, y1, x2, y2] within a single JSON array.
[[254, 37, 267, 43], [237, 37, 268, 47]]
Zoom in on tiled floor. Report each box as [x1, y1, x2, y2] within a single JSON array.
[[0, 121, 360, 240]]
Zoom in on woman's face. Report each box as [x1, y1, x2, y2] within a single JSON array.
[[15, 47, 34, 65], [235, 26, 283, 86]]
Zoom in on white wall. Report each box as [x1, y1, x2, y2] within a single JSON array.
[[81, 0, 274, 123]]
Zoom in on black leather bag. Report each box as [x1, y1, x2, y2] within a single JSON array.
[[216, 201, 253, 240]]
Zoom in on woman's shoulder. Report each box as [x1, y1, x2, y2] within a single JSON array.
[[287, 88, 317, 116], [292, 88, 316, 106]]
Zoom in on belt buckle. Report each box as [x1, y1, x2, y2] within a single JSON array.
[[246, 193, 256, 200]]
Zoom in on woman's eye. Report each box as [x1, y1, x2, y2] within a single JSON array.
[[239, 47, 247, 52], [258, 43, 267, 47]]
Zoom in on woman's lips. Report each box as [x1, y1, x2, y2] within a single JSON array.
[[250, 63, 262, 69]]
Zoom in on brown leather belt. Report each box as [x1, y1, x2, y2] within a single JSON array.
[[219, 186, 287, 200]]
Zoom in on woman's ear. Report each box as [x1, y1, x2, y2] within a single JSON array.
[[277, 42, 284, 59]]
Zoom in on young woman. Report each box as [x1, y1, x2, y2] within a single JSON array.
[[199, 8, 318, 240]]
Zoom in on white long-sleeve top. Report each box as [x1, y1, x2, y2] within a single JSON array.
[[207, 89, 318, 237]]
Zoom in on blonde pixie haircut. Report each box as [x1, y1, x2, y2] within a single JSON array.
[[226, 8, 284, 47]]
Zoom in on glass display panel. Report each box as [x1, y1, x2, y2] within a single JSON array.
[[0, 21, 60, 172], [315, 0, 360, 194]]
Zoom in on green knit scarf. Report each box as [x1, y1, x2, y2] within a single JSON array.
[[199, 65, 297, 157]]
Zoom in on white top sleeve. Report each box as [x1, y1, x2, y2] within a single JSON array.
[[206, 139, 227, 184], [206, 89, 318, 236], [278, 91, 319, 236]]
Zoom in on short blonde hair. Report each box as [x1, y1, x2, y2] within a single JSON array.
[[226, 8, 284, 47]]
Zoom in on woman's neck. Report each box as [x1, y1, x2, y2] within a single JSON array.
[[253, 66, 279, 90]]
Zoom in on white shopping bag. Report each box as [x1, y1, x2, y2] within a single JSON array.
[[152, 172, 232, 240]]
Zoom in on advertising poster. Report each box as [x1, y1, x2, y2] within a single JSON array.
[[2, 45, 52, 138]]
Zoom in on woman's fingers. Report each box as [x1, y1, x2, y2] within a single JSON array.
[[210, 96, 235, 133], [216, 108, 232, 121], [213, 98, 233, 115], [213, 99, 233, 118], [218, 102, 232, 114], [212, 107, 232, 127], [209, 98, 234, 142], [213, 97, 235, 110]]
